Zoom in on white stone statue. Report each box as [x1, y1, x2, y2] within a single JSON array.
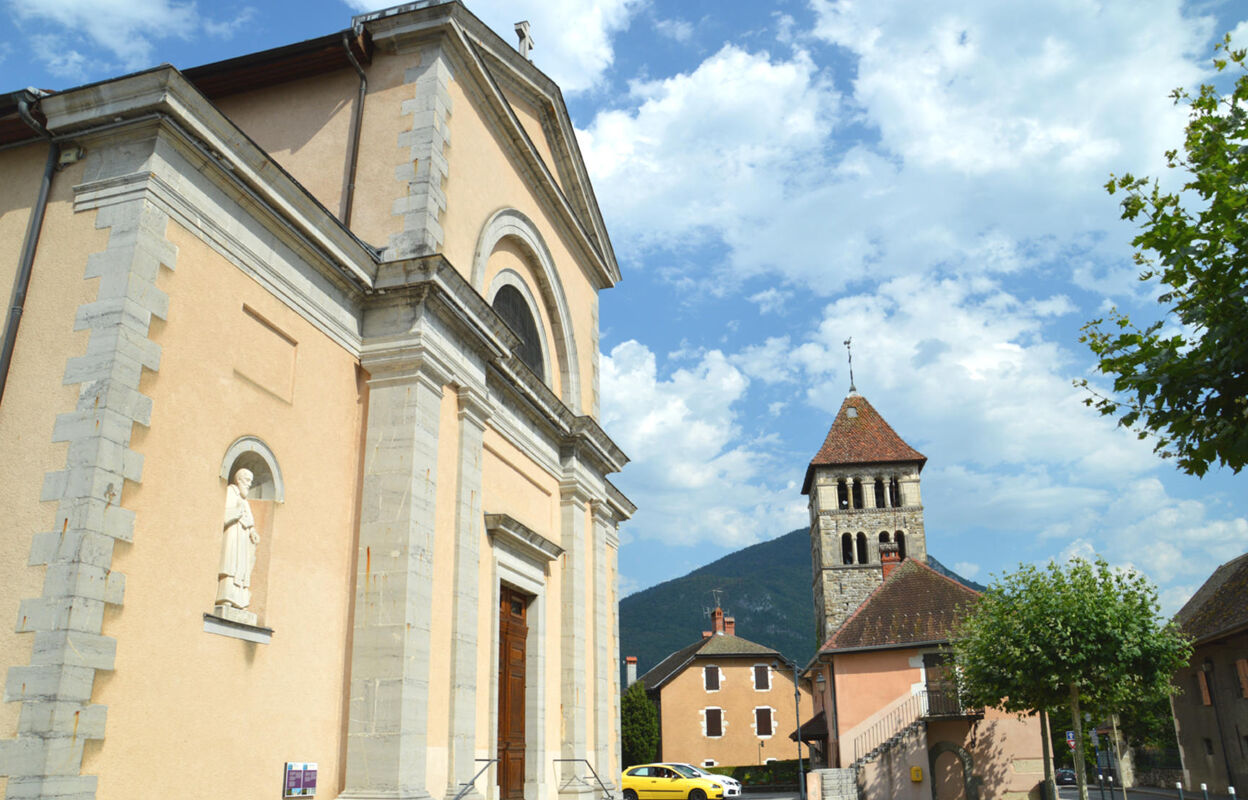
[[215, 468, 259, 624]]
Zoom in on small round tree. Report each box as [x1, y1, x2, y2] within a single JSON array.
[[621, 679, 659, 769], [952, 558, 1190, 800]]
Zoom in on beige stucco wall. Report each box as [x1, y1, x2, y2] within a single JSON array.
[[927, 713, 1044, 800], [442, 76, 600, 417], [659, 656, 813, 768], [832, 648, 922, 735], [499, 86, 564, 196], [0, 159, 101, 764], [0, 142, 53, 313], [79, 220, 365, 800]]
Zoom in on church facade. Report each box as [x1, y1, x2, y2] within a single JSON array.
[[0, 3, 630, 800]]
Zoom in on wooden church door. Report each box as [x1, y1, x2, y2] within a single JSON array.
[[498, 586, 529, 800]]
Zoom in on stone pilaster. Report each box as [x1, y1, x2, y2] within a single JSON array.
[[559, 482, 590, 798], [444, 387, 489, 800], [389, 45, 453, 260], [0, 196, 172, 800], [590, 503, 613, 791], [341, 357, 446, 800]]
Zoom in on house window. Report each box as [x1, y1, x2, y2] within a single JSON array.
[[703, 760, 717, 768], [705, 707, 723, 737], [856, 532, 868, 564], [837, 479, 849, 509], [705, 665, 720, 691], [851, 479, 864, 509], [754, 665, 770, 691], [755, 707, 774, 737], [1236, 658, 1248, 698], [764, 758, 778, 765], [841, 533, 854, 565], [1197, 671, 1212, 706], [1203, 738, 1215, 756], [890, 477, 902, 507], [896, 531, 906, 559], [874, 479, 886, 508]]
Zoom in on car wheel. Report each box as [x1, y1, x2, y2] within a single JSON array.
[[689, 790, 706, 800], [624, 790, 638, 800]]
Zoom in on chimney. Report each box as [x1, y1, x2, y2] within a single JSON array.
[[711, 607, 725, 635], [626, 656, 638, 686], [724, 617, 736, 636], [881, 541, 901, 579]]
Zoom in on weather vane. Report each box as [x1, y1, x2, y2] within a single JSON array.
[[844, 337, 856, 392]]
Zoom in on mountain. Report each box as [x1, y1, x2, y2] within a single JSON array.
[[619, 528, 985, 678]]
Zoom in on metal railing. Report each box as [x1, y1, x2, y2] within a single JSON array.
[[850, 689, 980, 764], [450, 759, 497, 800], [552, 758, 615, 800]]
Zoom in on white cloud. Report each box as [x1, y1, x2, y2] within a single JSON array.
[[748, 287, 792, 315], [419, 0, 643, 93], [654, 18, 693, 43], [582, 1, 1215, 296], [601, 340, 804, 547], [954, 562, 980, 579], [10, 0, 254, 73]]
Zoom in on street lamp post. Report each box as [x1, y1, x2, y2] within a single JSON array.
[[775, 660, 806, 800]]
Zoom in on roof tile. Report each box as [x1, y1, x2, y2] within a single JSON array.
[[803, 393, 925, 493], [1174, 551, 1248, 644]]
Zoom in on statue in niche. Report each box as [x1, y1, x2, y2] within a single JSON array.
[[215, 468, 259, 625]]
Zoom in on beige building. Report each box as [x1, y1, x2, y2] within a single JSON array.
[[797, 392, 1043, 800], [638, 609, 812, 770], [0, 3, 631, 800], [1170, 551, 1248, 794]]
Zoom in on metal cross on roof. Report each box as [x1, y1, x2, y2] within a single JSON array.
[[844, 337, 857, 393]]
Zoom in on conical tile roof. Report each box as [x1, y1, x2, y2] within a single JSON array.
[[802, 393, 926, 494]]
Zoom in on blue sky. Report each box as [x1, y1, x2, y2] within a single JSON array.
[[4, 0, 1246, 615]]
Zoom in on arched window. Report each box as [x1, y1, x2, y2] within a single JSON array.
[[856, 532, 868, 564], [874, 479, 886, 508], [492, 284, 545, 380], [890, 477, 902, 507], [851, 479, 864, 510], [841, 533, 854, 565], [896, 531, 906, 560], [879, 531, 890, 544], [837, 479, 849, 510]]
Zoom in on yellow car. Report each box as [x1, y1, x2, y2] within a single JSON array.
[[621, 763, 726, 800]]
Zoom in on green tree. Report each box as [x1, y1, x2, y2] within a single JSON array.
[[621, 680, 659, 768], [1079, 36, 1248, 476], [952, 558, 1190, 800]]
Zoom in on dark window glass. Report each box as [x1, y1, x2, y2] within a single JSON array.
[[874, 479, 886, 507], [704, 665, 719, 691], [706, 708, 722, 737], [841, 533, 854, 565], [755, 708, 773, 736], [837, 480, 849, 509], [890, 477, 902, 507], [493, 285, 545, 380], [754, 665, 769, 690], [851, 479, 864, 509], [896, 531, 906, 559], [856, 532, 868, 564]]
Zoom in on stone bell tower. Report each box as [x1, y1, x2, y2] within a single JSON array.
[[802, 390, 929, 643]]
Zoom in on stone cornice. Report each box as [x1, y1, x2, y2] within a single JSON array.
[[485, 513, 563, 563]]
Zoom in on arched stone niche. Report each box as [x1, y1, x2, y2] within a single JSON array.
[[206, 436, 282, 639], [472, 208, 581, 413], [219, 435, 284, 502]]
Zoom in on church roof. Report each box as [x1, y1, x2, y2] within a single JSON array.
[[640, 634, 785, 692], [802, 393, 926, 494], [818, 559, 979, 653], [1174, 550, 1248, 645]]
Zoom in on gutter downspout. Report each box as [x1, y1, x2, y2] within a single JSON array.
[[0, 93, 59, 407], [338, 31, 367, 226]]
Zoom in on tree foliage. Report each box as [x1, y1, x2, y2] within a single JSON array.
[[952, 558, 1190, 800], [1080, 36, 1248, 476], [621, 680, 659, 768]]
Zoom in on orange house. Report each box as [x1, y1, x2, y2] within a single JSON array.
[[637, 609, 813, 770]]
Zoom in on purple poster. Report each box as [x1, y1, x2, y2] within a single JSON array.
[[302, 767, 317, 791], [286, 765, 304, 791]]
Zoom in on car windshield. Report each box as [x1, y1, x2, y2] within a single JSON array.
[[669, 765, 700, 779]]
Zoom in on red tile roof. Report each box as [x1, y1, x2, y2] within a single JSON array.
[[1175, 551, 1248, 644], [802, 393, 926, 494], [819, 559, 980, 652]]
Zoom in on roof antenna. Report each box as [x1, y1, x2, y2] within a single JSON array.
[[844, 337, 857, 393], [710, 588, 723, 609]]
